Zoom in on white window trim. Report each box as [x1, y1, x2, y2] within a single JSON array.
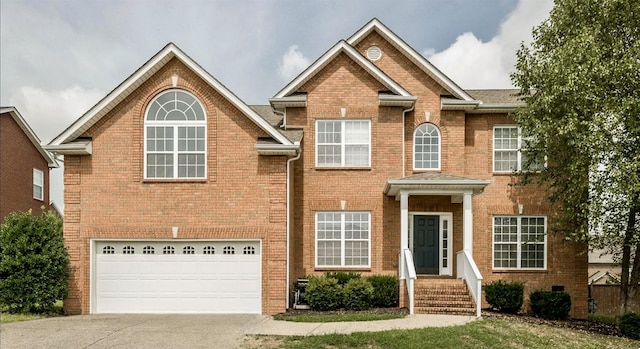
[[492, 215, 547, 270], [315, 211, 371, 268], [143, 89, 207, 179], [413, 123, 441, 171], [315, 119, 371, 168], [492, 125, 545, 173], [33, 168, 44, 201]]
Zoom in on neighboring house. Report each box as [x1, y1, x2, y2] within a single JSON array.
[[589, 249, 620, 285], [46, 19, 588, 318], [0, 107, 58, 220]]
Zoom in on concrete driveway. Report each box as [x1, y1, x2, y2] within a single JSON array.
[[0, 314, 269, 349]]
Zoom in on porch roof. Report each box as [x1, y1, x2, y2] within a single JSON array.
[[384, 173, 491, 199]]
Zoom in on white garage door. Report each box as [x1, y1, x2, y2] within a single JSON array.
[[93, 240, 261, 314]]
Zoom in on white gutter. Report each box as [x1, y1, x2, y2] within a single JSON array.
[[285, 138, 302, 309], [255, 143, 299, 156], [44, 140, 93, 155], [401, 104, 415, 177]]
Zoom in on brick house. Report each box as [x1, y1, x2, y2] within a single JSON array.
[[46, 19, 587, 318], [1, 107, 58, 220]]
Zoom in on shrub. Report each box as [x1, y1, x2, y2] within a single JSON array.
[[620, 312, 640, 339], [325, 271, 361, 286], [343, 278, 374, 311], [529, 290, 571, 320], [483, 280, 524, 314], [306, 276, 343, 311], [367, 275, 398, 308], [0, 209, 69, 313]]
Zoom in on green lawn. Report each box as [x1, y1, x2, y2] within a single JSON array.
[[0, 301, 64, 324], [245, 318, 635, 349]]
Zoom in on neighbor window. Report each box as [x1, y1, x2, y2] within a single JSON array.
[[493, 126, 543, 172], [33, 168, 44, 201], [316, 212, 370, 267], [414, 123, 441, 170], [144, 89, 206, 179], [493, 216, 546, 269], [316, 120, 370, 167]]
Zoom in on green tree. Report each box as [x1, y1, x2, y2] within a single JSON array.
[[511, 0, 640, 315], [0, 209, 69, 313]]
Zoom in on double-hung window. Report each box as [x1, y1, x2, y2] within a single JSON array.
[[33, 168, 44, 201], [316, 212, 370, 267], [493, 126, 543, 172], [493, 216, 546, 269], [316, 120, 370, 167], [144, 89, 206, 179]]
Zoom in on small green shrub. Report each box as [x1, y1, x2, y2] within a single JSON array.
[[530, 290, 571, 320], [343, 278, 374, 311], [325, 271, 361, 286], [620, 312, 640, 339], [306, 276, 343, 311], [0, 210, 69, 313], [484, 280, 524, 314], [367, 275, 398, 308], [588, 313, 617, 325]]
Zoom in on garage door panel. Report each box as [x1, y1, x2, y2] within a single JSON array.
[[94, 240, 261, 314]]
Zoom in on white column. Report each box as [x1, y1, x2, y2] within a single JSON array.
[[463, 191, 473, 254], [399, 192, 409, 279]]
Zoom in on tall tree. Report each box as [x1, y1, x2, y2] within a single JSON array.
[[511, 0, 640, 315]]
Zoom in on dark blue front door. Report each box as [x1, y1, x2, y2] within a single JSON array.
[[413, 215, 439, 274]]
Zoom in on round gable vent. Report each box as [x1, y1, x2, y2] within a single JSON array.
[[366, 46, 382, 61]]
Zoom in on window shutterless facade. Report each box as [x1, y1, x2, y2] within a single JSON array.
[[413, 123, 441, 170], [493, 126, 544, 172], [316, 212, 370, 267], [493, 216, 547, 270], [144, 89, 207, 179], [33, 168, 44, 201], [316, 120, 370, 167]]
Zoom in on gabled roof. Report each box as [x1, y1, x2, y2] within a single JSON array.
[[49, 43, 294, 147], [0, 106, 58, 168], [384, 172, 490, 199], [347, 18, 474, 102], [272, 40, 414, 101]]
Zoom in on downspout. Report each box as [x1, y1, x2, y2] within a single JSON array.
[[401, 105, 415, 177], [285, 138, 302, 309], [273, 108, 287, 129]]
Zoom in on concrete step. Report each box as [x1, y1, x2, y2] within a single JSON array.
[[415, 306, 476, 315]]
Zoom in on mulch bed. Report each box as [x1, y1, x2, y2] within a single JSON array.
[[483, 310, 623, 337]]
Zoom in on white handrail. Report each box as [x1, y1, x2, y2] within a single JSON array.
[[457, 249, 483, 317], [402, 249, 417, 314]]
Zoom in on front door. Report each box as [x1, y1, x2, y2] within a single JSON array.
[[413, 215, 439, 274]]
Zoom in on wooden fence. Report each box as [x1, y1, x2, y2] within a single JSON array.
[[589, 284, 640, 315]]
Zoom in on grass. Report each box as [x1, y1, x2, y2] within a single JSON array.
[[0, 300, 64, 324], [589, 313, 618, 325], [245, 318, 636, 349], [273, 313, 404, 322]]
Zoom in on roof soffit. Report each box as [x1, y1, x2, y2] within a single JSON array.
[[50, 43, 293, 147], [347, 18, 473, 102]]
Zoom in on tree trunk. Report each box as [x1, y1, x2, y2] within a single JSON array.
[[620, 193, 640, 315]]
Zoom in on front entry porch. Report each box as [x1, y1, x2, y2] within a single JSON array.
[[384, 173, 490, 317]]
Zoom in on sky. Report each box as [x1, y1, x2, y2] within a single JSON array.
[[0, 0, 554, 209]]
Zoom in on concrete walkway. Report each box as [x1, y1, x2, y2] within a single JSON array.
[[0, 314, 477, 349]]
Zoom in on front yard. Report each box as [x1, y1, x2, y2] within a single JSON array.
[[244, 314, 635, 349]]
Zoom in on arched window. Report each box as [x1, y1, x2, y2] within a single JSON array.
[[243, 246, 256, 255], [203, 246, 215, 255], [144, 89, 206, 179], [223, 246, 235, 255], [102, 246, 115, 254], [143, 246, 155, 254], [413, 123, 441, 170], [183, 246, 195, 255], [163, 246, 175, 255]]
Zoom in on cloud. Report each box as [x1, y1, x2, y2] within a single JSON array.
[[8, 86, 103, 143], [278, 45, 311, 81], [424, 0, 553, 89]]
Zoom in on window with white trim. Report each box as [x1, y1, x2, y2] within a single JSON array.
[[414, 123, 441, 170], [493, 126, 544, 172], [33, 169, 44, 201], [493, 216, 546, 269], [316, 120, 370, 167], [316, 212, 370, 267], [144, 89, 206, 179]]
